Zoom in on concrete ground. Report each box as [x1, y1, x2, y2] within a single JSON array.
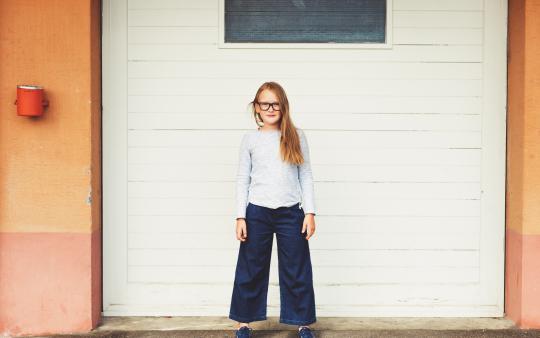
[[24, 316, 540, 338]]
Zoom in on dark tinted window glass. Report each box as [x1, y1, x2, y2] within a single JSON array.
[[225, 0, 386, 43]]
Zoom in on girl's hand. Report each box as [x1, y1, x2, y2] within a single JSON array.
[[235, 218, 248, 241], [302, 213, 316, 240]]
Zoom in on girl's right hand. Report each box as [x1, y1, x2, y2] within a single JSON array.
[[235, 218, 247, 241]]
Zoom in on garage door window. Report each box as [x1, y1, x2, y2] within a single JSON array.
[[218, 0, 392, 49]]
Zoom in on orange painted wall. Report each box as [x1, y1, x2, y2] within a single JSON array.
[[507, 0, 540, 236], [506, 0, 540, 329], [0, 0, 101, 336]]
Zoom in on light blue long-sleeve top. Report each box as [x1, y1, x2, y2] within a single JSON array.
[[235, 127, 316, 219]]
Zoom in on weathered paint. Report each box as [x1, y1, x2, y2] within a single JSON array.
[[506, 0, 540, 329], [0, 0, 102, 336]]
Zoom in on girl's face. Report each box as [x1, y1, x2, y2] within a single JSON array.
[[255, 89, 282, 127]]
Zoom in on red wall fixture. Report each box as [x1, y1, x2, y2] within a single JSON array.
[[14, 85, 49, 117]]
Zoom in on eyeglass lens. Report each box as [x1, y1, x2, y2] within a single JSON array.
[[257, 102, 280, 111]]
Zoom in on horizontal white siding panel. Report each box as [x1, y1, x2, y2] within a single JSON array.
[[127, 78, 482, 96], [393, 28, 483, 45], [128, 130, 481, 148], [128, 44, 482, 62], [393, 11, 483, 28], [117, 283, 485, 309], [128, 96, 483, 114], [127, 266, 480, 285], [128, 148, 481, 166], [128, 248, 479, 267], [128, 231, 480, 250], [127, 199, 481, 217], [128, 214, 480, 235], [128, 113, 481, 131], [128, 164, 480, 183], [128, 266, 479, 284], [128, 61, 482, 80], [128, 9, 216, 26]]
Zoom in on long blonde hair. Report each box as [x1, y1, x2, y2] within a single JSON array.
[[248, 81, 304, 166]]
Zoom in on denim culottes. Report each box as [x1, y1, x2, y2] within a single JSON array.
[[229, 201, 317, 326]]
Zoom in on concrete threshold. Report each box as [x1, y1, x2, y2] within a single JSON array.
[[25, 316, 540, 338]]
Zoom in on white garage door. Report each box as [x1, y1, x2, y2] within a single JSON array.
[[103, 0, 507, 316]]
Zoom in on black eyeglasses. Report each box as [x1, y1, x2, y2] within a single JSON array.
[[255, 101, 281, 111]]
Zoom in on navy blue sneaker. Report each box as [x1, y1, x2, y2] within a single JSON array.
[[298, 326, 315, 338], [235, 325, 252, 338]]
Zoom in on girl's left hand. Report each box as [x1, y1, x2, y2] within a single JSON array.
[[302, 214, 316, 240]]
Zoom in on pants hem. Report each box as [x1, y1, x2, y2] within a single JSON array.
[[279, 317, 317, 325], [229, 312, 267, 323]]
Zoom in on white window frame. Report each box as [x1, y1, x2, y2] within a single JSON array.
[[218, 0, 393, 49]]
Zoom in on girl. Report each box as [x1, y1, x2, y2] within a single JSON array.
[[228, 82, 317, 338]]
